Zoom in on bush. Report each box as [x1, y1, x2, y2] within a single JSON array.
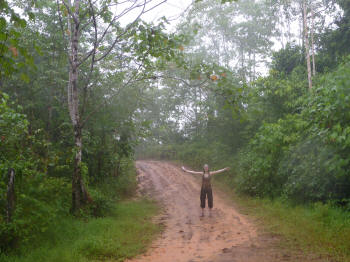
[[0, 200, 160, 262], [86, 157, 138, 217], [279, 59, 350, 204], [235, 59, 350, 204], [88, 189, 115, 218], [235, 115, 306, 197], [279, 137, 344, 203], [0, 175, 71, 251], [0, 93, 72, 251]]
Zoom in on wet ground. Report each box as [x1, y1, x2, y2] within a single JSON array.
[[126, 161, 326, 262]]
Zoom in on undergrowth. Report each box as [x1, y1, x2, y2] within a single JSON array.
[[214, 173, 350, 262], [0, 199, 160, 262]]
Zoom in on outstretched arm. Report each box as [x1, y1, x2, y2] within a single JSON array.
[[181, 166, 203, 175], [211, 167, 230, 175]]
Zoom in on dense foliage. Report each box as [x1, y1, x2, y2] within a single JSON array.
[[0, 0, 184, 254]]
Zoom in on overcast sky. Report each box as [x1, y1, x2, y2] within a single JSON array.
[[119, 0, 193, 30], [144, 0, 192, 24]]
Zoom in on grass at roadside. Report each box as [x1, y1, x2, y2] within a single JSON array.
[[0, 199, 160, 262], [214, 174, 350, 262]]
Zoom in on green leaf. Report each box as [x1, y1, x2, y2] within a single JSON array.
[[20, 73, 30, 83]]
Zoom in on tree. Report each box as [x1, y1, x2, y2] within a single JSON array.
[[55, 0, 174, 213], [0, 0, 33, 81], [302, 0, 312, 89], [317, 0, 350, 71], [178, 0, 277, 82], [271, 43, 304, 75], [310, 2, 316, 76]]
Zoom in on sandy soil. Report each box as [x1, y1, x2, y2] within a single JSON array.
[[126, 161, 324, 262]]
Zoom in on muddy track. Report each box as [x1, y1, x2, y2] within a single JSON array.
[[126, 161, 323, 262]]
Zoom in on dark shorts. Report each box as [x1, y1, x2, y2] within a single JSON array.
[[200, 186, 213, 208]]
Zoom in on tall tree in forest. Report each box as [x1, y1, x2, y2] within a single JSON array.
[[302, 0, 312, 89], [55, 0, 169, 213], [310, 2, 316, 76], [179, 0, 277, 82]]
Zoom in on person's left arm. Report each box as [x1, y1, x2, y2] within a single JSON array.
[[210, 167, 230, 175], [181, 166, 203, 175]]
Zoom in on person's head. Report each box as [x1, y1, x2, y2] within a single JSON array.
[[203, 164, 209, 173]]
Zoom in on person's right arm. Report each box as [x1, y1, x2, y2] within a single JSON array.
[[181, 166, 203, 175]]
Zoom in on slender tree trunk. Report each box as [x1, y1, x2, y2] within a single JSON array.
[[311, 3, 316, 76], [194, 86, 199, 137], [248, 51, 252, 81], [199, 84, 203, 134], [67, 0, 88, 213], [6, 168, 15, 223], [299, 12, 303, 47], [302, 0, 312, 89], [240, 42, 245, 83], [279, 12, 285, 49], [253, 53, 256, 80], [287, 14, 291, 43]]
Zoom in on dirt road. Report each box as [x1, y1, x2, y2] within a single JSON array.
[[127, 161, 318, 262]]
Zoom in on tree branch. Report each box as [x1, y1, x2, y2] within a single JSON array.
[[56, 0, 72, 65], [81, 0, 98, 118], [81, 65, 156, 128]]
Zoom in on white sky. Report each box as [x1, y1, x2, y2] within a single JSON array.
[[143, 0, 193, 25], [118, 0, 193, 30]]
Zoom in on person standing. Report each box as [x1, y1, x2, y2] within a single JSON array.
[[182, 164, 230, 217]]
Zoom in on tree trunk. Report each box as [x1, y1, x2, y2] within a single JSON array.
[[248, 51, 252, 81], [240, 42, 245, 83], [194, 86, 199, 137], [6, 168, 15, 223], [67, 0, 88, 213], [299, 12, 303, 47], [302, 0, 312, 89], [311, 3, 316, 76], [253, 53, 256, 80]]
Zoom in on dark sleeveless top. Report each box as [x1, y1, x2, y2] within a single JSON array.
[[202, 172, 211, 189]]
